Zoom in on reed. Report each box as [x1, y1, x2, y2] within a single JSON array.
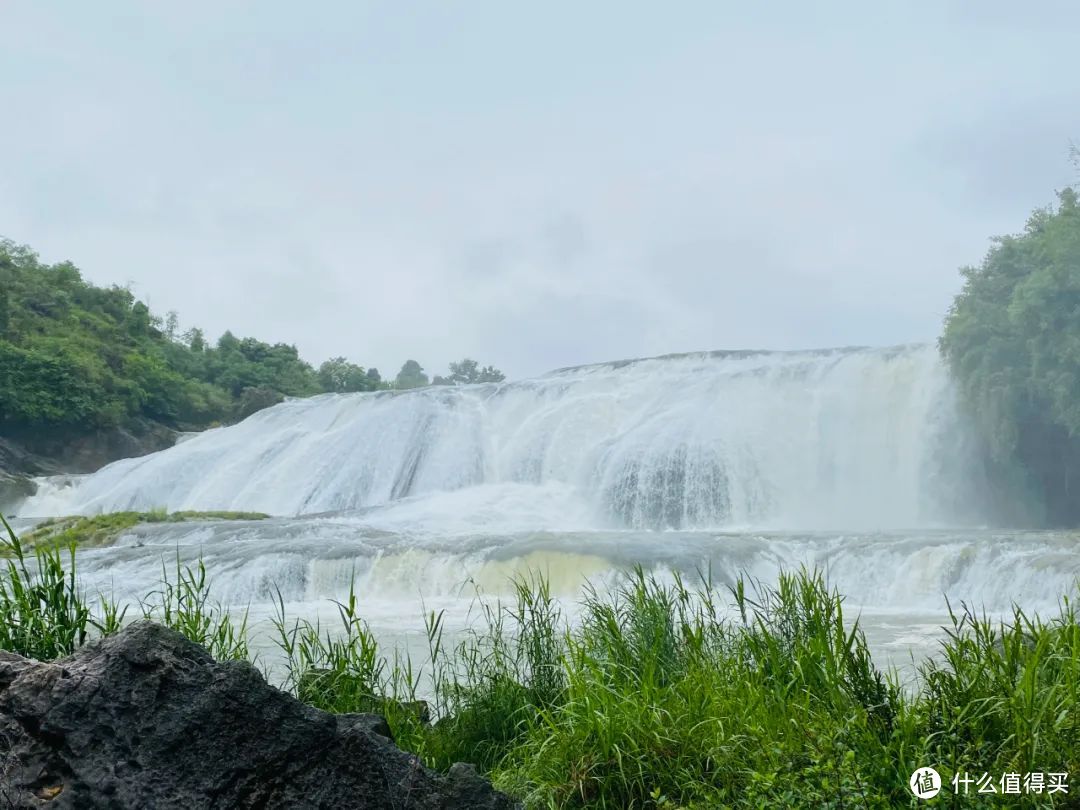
[[0, 515, 121, 659], [2, 515, 1077, 808], [141, 554, 250, 662]]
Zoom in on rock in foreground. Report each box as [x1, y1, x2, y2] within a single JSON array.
[[0, 622, 517, 809]]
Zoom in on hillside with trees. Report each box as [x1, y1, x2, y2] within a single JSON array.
[[0, 239, 386, 436], [940, 186, 1080, 526], [0, 240, 386, 477], [0, 238, 507, 478]]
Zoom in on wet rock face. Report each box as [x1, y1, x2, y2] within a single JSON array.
[[2, 418, 178, 477], [0, 472, 35, 513], [0, 622, 517, 810]]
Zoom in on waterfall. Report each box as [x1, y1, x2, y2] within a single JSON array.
[[22, 344, 976, 530]]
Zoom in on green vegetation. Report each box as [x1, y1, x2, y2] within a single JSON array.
[[317, 356, 382, 393], [940, 186, 1080, 526], [11, 509, 269, 556], [0, 239, 383, 437], [141, 555, 250, 662], [0, 516, 120, 659], [2, 515, 1077, 808], [393, 359, 430, 389], [0, 237, 509, 467], [394, 356, 507, 389], [433, 357, 507, 386], [0, 516, 245, 662]]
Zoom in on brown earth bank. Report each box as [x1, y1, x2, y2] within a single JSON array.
[[0, 622, 517, 810]]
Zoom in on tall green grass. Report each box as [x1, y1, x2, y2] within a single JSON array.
[[493, 569, 909, 808], [916, 599, 1080, 795], [271, 571, 566, 772], [1, 515, 1077, 808], [421, 574, 566, 772], [0, 516, 246, 662], [263, 564, 1077, 808], [272, 576, 387, 713], [0, 515, 120, 659], [141, 554, 250, 661]]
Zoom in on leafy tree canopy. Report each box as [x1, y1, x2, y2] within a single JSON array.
[[317, 357, 380, 393], [432, 358, 506, 386], [0, 239, 383, 435], [394, 360, 429, 390], [940, 186, 1080, 526]]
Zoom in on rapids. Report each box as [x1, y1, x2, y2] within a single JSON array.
[[13, 344, 1080, 672], [22, 344, 975, 529]]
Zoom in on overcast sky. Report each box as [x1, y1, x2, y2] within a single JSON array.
[[2, 2, 1078, 379]]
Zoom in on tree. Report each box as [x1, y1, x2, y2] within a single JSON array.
[[448, 358, 480, 384], [129, 301, 152, 336], [477, 364, 505, 383], [217, 331, 240, 352], [0, 236, 384, 435], [394, 360, 429, 389], [183, 327, 207, 353], [0, 281, 9, 336], [317, 357, 372, 393], [442, 358, 507, 385], [940, 186, 1080, 526], [164, 310, 180, 342]]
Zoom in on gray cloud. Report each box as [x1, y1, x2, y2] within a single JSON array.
[[1, 1, 1078, 379]]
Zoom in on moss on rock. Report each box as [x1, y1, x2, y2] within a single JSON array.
[[10, 510, 269, 556]]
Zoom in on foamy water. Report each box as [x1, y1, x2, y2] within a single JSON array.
[[22, 345, 975, 528], [54, 514, 1080, 677], [12, 345, 1079, 675]]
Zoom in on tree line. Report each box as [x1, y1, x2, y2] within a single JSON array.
[[940, 180, 1080, 526], [0, 239, 505, 436], [4, 163, 1078, 527], [392, 357, 505, 390]]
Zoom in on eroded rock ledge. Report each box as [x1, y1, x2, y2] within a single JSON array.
[[0, 622, 516, 809]]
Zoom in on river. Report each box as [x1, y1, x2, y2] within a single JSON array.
[[16, 345, 1080, 677]]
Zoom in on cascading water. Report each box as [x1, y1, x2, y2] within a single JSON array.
[[15, 344, 1079, 672], [22, 344, 973, 529]]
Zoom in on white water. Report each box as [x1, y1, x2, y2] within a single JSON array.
[[14, 344, 1080, 671], [61, 519, 1080, 675], [23, 345, 972, 529]]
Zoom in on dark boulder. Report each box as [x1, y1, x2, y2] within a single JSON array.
[[0, 622, 517, 809]]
